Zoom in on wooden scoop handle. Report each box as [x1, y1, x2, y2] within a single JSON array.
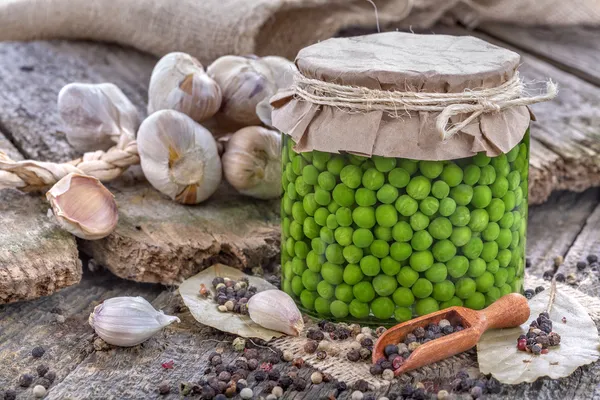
[[480, 293, 530, 330]]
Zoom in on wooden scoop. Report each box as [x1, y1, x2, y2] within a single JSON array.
[[373, 293, 530, 375]]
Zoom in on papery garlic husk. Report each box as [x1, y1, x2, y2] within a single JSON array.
[[46, 173, 118, 240], [137, 110, 222, 204], [222, 126, 281, 199], [148, 52, 222, 123], [88, 296, 180, 347], [58, 82, 140, 152], [207, 55, 277, 125], [254, 56, 297, 127], [247, 290, 304, 336]]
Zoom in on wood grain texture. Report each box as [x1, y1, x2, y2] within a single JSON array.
[[479, 25, 600, 87]]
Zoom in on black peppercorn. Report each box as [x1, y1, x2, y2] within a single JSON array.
[[18, 373, 34, 387], [524, 289, 535, 299], [226, 364, 237, 374], [214, 394, 227, 400], [215, 365, 226, 374], [412, 388, 427, 400], [587, 254, 598, 264], [316, 350, 327, 360], [279, 375, 293, 389], [336, 381, 347, 392], [369, 364, 383, 375], [212, 277, 225, 287], [535, 286, 545, 294], [413, 326, 426, 338], [304, 340, 318, 354], [323, 373, 333, 382], [531, 344, 542, 355], [247, 359, 259, 370], [254, 370, 267, 382], [426, 323, 441, 334], [264, 380, 277, 393], [555, 273, 566, 282], [486, 377, 502, 394], [364, 393, 376, 400], [268, 370, 280, 381], [293, 377, 307, 391], [384, 344, 398, 357], [323, 322, 336, 332], [360, 337, 374, 348], [31, 346, 45, 358], [400, 384, 414, 397], [577, 261, 588, 270], [353, 379, 369, 392], [359, 348, 371, 360], [211, 355, 223, 365], [380, 361, 393, 370], [442, 325, 454, 335], [266, 353, 280, 364], [201, 385, 216, 399], [543, 270, 554, 281], [36, 364, 49, 377], [235, 359, 248, 370], [3, 390, 16, 400], [45, 371, 56, 383], [526, 258, 532, 268], [37, 378, 52, 389], [346, 349, 360, 362], [307, 328, 325, 341], [235, 369, 249, 379], [404, 333, 417, 344], [218, 371, 231, 382], [244, 348, 259, 359]]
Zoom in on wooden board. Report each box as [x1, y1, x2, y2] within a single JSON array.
[[0, 130, 81, 305], [0, 41, 281, 285]]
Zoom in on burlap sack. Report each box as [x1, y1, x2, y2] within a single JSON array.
[[0, 0, 598, 65]]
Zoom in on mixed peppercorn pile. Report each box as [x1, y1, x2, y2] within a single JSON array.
[[208, 276, 258, 314]]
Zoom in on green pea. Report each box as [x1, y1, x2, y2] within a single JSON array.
[[317, 280, 335, 299], [282, 196, 293, 216], [371, 297, 395, 319], [314, 188, 331, 206], [314, 297, 332, 315], [425, 263, 448, 283], [379, 257, 400, 277], [312, 238, 326, 255], [334, 227, 353, 247], [432, 280, 456, 302], [327, 199, 340, 214], [300, 290, 317, 310], [301, 269, 321, 291], [373, 155, 397, 172], [286, 182, 298, 201], [502, 191, 516, 211], [494, 268, 508, 287], [492, 154, 510, 177], [486, 260, 500, 274], [397, 266, 419, 287], [295, 242, 309, 260], [428, 217, 452, 240], [290, 221, 304, 241], [373, 274, 398, 297], [450, 184, 473, 206], [410, 278, 432, 299], [409, 250, 434, 272], [377, 184, 398, 204], [496, 228, 512, 249], [409, 230, 432, 251], [343, 245, 363, 264], [500, 283, 512, 296], [464, 292, 485, 310], [468, 209, 489, 232], [439, 197, 457, 217], [353, 228, 374, 248], [343, 263, 364, 285], [292, 156, 307, 175], [419, 161, 444, 179], [304, 217, 320, 239], [431, 182, 449, 201], [395, 307, 413, 322], [355, 188, 377, 207], [326, 156, 345, 175], [440, 296, 463, 309], [506, 145, 520, 162], [353, 281, 376, 303], [392, 221, 413, 242], [499, 212, 514, 229], [326, 214, 338, 230], [292, 202, 307, 223], [375, 225, 393, 241], [326, 243, 345, 264], [419, 197, 439, 217], [389, 168, 411, 188], [479, 165, 496, 185], [370, 240, 390, 258], [482, 222, 500, 241], [329, 300, 349, 318], [295, 176, 312, 197], [473, 152, 491, 167], [415, 297, 439, 316], [447, 255, 469, 278], [321, 262, 344, 285], [471, 186, 492, 209], [285, 163, 296, 184], [463, 237, 484, 259], [302, 194, 318, 217], [395, 195, 419, 216], [332, 183, 355, 207], [463, 165, 481, 186], [490, 176, 509, 198], [283, 260, 293, 280], [362, 168, 385, 190], [450, 206, 471, 227], [393, 287, 415, 307], [410, 212, 430, 231], [510, 230, 520, 249], [350, 207, 374, 229], [335, 283, 354, 303], [340, 165, 363, 189], [399, 159, 418, 175], [486, 199, 505, 223], [285, 237, 295, 256], [515, 187, 524, 208], [475, 271, 495, 293], [432, 240, 457, 262], [292, 257, 307, 276], [485, 286, 501, 305], [497, 249, 512, 267], [455, 277, 476, 299], [467, 258, 486, 278], [440, 164, 463, 187], [302, 165, 319, 186], [481, 241, 499, 262], [312, 151, 331, 170], [349, 299, 370, 319], [306, 251, 323, 272], [406, 176, 431, 200], [361, 255, 382, 277]]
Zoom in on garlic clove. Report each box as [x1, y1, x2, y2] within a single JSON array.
[[247, 289, 304, 336], [207, 55, 277, 126], [137, 110, 222, 204], [89, 296, 180, 347], [148, 52, 222, 123], [58, 82, 140, 152], [222, 126, 281, 199], [46, 173, 118, 240]]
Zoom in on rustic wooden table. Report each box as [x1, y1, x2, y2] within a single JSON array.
[[1, 25, 600, 399]]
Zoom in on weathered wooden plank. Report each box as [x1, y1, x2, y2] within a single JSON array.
[[0, 129, 81, 304], [0, 41, 281, 285], [479, 25, 600, 87]]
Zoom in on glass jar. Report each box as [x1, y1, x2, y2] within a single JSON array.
[[281, 131, 529, 324]]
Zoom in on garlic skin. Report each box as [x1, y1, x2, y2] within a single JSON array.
[[247, 290, 304, 336], [46, 173, 118, 240], [137, 110, 222, 204], [148, 52, 222, 123], [255, 56, 297, 126], [58, 83, 140, 152], [89, 296, 180, 347], [207, 55, 276, 125], [222, 126, 281, 199]]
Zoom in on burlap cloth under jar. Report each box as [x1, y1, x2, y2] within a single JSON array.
[[271, 32, 556, 161]]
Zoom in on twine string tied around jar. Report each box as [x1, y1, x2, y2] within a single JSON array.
[[291, 72, 558, 140]]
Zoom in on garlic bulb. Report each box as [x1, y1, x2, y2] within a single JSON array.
[[89, 296, 180, 347], [137, 110, 222, 204], [207, 55, 277, 125], [58, 82, 140, 152], [247, 290, 304, 336], [255, 56, 297, 126], [222, 126, 281, 199], [148, 52, 222, 123], [46, 173, 118, 240]]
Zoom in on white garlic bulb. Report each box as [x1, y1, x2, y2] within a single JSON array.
[[137, 110, 222, 204], [46, 173, 118, 240], [222, 126, 281, 199], [247, 290, 304, 336], [207, 55, 277, 125], [89, 296, 180, 347], [58, 82, 140, 152], [255, 56, 297, 127], [148, 52, 222, 123]]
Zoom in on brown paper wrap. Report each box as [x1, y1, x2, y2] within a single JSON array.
[[271, 32, 531, 161]]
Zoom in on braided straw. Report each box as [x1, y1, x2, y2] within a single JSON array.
[[292, 72, 558, 140], [0, 134, 139, 192]]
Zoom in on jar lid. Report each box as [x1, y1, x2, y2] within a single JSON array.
[[271, 32, 535, 160]]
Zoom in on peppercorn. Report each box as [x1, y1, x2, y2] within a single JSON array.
[[316, 350, 327, 360], [218, 371, 231, 382], [322, 373, 333, 383], [215, 365, 226, 374], [437, 389, 450, 399], [263, 380, 276, 394], [158, 381, 170, 395], [347, 349, 361, 362], [555, 273, 566, 282], [359, 348, 371, 360], [442, 325, 454, 335], [293, 377, 307, 391], [413, 326, 426, 338], [36, 364, 49, 377], [31, 346, 46, 358], [3, 390, 16, 400], [588, 254, 598, 263], [351, 391, 364, 400], [248, 358, 259, 371], [400, 384, 414, 397], [240, 387, 253, 399], [244, 348, 259, 359], [382, 369, 394, 381], [211, 355, 223, 365], [392, 356, 405, 369], [369, 364, 383, 375], [524, 289, 535, 299], [576, 261, 587, 270], [531, 344, 542, 355], [19, 373, 34, 387], [543, 270, 554, 281], [323, 322, 336, 332], [353, 379, 369, 392], [471, 386, 483, 398], [535, 286, 545, 294], [549, 332, 561, 346], [254, 370, 267, 382], [304, 340, 318, 354], [307, 328, 325, 341], [278, 375, 293, 389], [45, 371, 57, 383], [202, 386, 217, 399], [311, 371, 323, 384], [212, 277, 225, 287], [404, 333, 417, 344], [336, 381, 348, 392], [375, 326, 387, 337], [226, 364, 237, 374], [37, 378, 52, 390], [412, 388, 427, 400], [215, 394, 227, 400]]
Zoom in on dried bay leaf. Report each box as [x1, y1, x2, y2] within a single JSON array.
[[477, 287, 600, 384], [179, 264, 284, 341]]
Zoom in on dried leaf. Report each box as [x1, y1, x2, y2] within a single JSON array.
[[179, 264, 284, 341], [477, 288, 600, 384]]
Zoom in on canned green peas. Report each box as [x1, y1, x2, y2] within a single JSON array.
[[281, 131, 529, 324]]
